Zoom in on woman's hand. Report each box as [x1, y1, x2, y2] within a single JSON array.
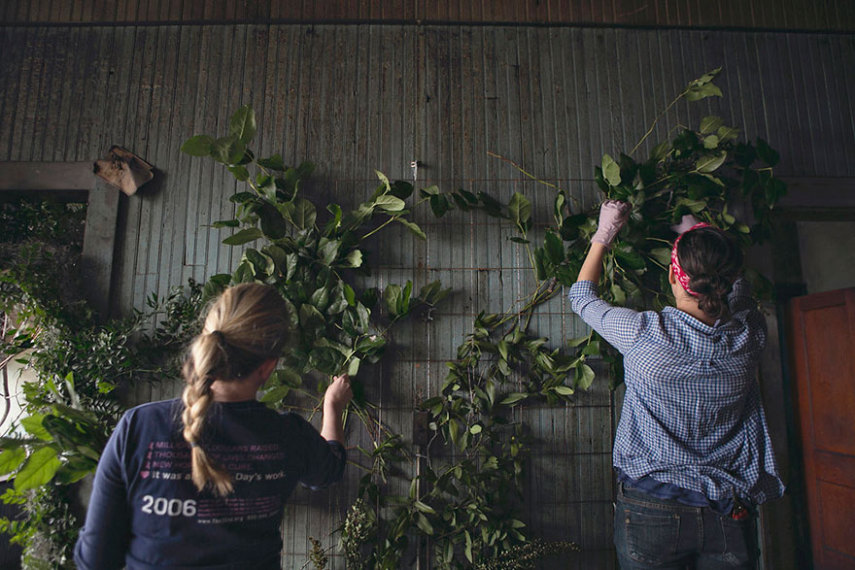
[[577, 200, 631, 284], [324, 375, 353, 414], [591, 200, 631, 247], [321, 375, 352, 443]]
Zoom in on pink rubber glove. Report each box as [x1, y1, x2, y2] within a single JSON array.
[[591, 200, 631, 246], [670, 214, 701, 234]]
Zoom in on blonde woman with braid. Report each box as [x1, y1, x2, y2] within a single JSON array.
[[74, 283, 352, 569]]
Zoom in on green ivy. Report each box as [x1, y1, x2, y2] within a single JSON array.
[[0, 66, 785, 570], [0, 202, 207, 568], [341, 68, 786, 568]]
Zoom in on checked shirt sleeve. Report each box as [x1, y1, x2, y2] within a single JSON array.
[[568, 281, 647, 355]]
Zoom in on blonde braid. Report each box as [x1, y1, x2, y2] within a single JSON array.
[[181, 362, 233, 496], [180, 283, 291, 496]]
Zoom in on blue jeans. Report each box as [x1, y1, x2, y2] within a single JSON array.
[[615, 483, 758, 569]]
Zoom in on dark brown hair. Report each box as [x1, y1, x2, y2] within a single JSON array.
[[676, 226, 744, 321]]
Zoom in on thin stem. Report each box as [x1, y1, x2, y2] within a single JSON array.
[[628, 89, 688, 156], [487, 151, 581, 210], [361, 216, 397, 240]]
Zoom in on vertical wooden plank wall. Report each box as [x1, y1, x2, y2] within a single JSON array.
[[2, 0, 854, 32], [2, 24, 855, 568]]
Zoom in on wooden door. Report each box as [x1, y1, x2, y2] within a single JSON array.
[[789, 288, 855, 569]]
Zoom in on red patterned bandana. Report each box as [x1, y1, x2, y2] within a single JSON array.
[[670, 222, 711, 297]]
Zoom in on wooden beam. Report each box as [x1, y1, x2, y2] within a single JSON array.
[[778, 177, 855, 211], [0, 161, 119, 320], [0, 161, 94, 191], [80, 179, 119, 319]]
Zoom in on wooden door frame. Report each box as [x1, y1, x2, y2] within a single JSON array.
[[0, 161, 120, 320], [770, 176, 855, 569]]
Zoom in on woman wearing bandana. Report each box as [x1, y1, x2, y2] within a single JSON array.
[[568, 201, 784, 569]]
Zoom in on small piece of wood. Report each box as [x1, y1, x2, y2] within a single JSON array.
[[93, 146, 154, 196]]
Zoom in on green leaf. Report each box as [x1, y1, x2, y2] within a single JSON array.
[[345, 249, 363, 268], [258, 203, 288, 240], [544, 231, 564, 265], [343, 284, 356, 306], [685, 69, 723, 102], [384, 284, 402, 316], [210, 135, 246, 165], [717, 125, 740, 142], [310, 287, 330, 312], [259, 385, 291, 403], [347, 357, 361, 377], [676, 197, 708, 214], [554, 385, 574, 396], [223, 227, 264, 246], [694, 151, 727, 173], [229, 105, 257, 144], [21, 415, 50, 441], [395, 217, 427, 240], [375, 170, 392, 192], [755, 138, 780, 167], [419, 185, 440, 197], [610, 282, 627, 305], [0, 448, 26, 476], [414, 500, 437, 515], [243, 248, 274, 278], [500, 392, 528, 406], [257, 154, 286, 171], [229, 191, 257, 204], [702, 135, 720, 150], [429, 194, 450, 218], [309, 347, 343, 375], [650, 247, 672, 267], [14, 447, 61, 491], [390, 180, 414, 199], [299, 304, 326, 337], [567, 336, 589, 348], [181, 135, 214, 157], [508, 192, 532, 234], [292, 198, 316, 229], [374, 195, 406, 212], [270, 367, 303, 388], [602, 154, 621, 186], [650, 141, 671, 161], [614, 246, 646, 271], [227, 165, 250, 181], [699, 115, 723, 134], [533, 247, 549, 281], [317, 238, 340, 265], [576, 364, 596, 390], [416, 513, 434, 535]]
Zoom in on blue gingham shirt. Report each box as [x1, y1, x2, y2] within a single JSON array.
[[569, 279, 784, 505]]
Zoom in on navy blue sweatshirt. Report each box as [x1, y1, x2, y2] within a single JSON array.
[[74, 399, 346, 569]]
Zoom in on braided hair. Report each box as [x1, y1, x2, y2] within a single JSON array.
[[181, 283, 291, 496], [676, 226, 744, 322]]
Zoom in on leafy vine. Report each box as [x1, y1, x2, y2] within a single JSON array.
[[180, 68, 786, 569], [0, 67, 787, 570]]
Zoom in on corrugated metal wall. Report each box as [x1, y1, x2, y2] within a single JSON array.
[[2, 22, 854, 568]]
